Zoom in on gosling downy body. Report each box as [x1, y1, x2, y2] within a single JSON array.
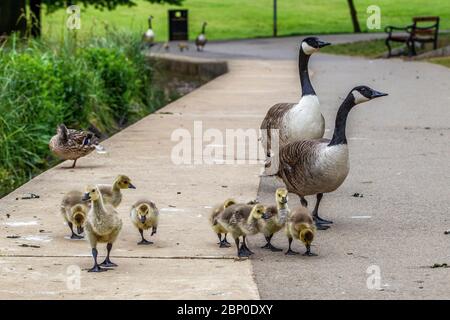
[[82, 185, 123, 272], [218, 204, 266, 258], [60, 190, 89, 239], [209, 198, 236, 248], [98, 175, 136, 208], [277, 86, 388, 229], [260, 37, 330, 170], [130, 199, 159, 245], [49, 124, 103, 168], [195, 22, 207, 51], [259, 188, 290, 252], [285, 205, 316, 256]]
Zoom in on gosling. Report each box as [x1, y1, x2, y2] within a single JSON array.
[[218, 204, 267, 258], [82, 185, 123, 272], [130, 199, 159, 245], [98, 174, 136, 208], [209, 198, 236, 248], [60, 190, 89, 239], [285, 206, 316, 256], [259, 188, 290, 252]]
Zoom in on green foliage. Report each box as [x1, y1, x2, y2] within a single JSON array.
[[43, 0, 183, 13], [0, 31, 168, 197]]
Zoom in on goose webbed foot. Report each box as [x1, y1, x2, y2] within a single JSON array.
[[219, 240, 231, 248], [138, 238, 153, 245], [261, 242, 283, 252], [303, 245, 317, 256], [99, 258, 117, 268], [70, 232, 84, 240], [314, 215, 333, 225], [241, 244, 254, 255], [237, 247, 251, 258], [88, 264, 107, 273], [285, 248, 299, 255], [314, 221, 330, 230]]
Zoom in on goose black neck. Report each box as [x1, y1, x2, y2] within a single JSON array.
[[148, 19, 152, 29], [299, 49, 315, 96], [201, 23, 206, 34], [328, 94, 356, 146]]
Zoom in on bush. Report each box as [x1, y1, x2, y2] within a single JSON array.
[[0, 32, 168, 197]]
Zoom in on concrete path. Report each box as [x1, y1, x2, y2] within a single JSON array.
[[1, 34, 449, 299], [152, 33, 387, 60]]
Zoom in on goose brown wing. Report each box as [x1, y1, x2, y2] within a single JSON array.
[[261, 103, 295, 153]]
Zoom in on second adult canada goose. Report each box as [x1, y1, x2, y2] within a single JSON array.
[[260, 37, 331, 169], [277, 86, 387, 229], [195, 22, 207, 51], [143, 16, 155, 47]]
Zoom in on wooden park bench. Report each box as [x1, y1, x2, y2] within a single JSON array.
[[385, 16, 440, 57]]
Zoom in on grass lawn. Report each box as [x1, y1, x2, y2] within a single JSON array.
[[428, 57, 450, 68], [321, 33, 450, 58], [43, 0, 450, 41]]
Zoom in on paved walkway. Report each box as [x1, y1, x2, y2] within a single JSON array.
[[1, 35, 449, 299]]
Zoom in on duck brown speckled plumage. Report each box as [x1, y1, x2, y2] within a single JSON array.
[[49, 124, 103, 168]]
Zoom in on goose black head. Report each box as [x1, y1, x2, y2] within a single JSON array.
[[301, 37, 331, 55], [351, 86, 388, 104]]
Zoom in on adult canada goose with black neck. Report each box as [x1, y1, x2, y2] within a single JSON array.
[[260, 37, 331, 167], [195, 22, 207, 51], [277, 86, 388, 229]]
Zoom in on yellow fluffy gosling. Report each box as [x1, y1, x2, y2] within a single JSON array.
[[60, 190, 89, 239], [98, 175, 136, 208], [82, 185, 123, 272], [285, 206, 316, 256], [218, 204, 267, 258], [130, 199, 159, 245], [209, 198, 236, 248]]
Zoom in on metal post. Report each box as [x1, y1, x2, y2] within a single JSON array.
[[273, 0, 277, 37]]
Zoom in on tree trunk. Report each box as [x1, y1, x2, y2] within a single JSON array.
[[0, 0, 27, 36], [30, 0, 42, 37], [347, 0, 361, 33]]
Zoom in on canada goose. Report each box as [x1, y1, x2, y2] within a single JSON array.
[[277, 86, 388, 229], [60, 190, 89, 239], [98, 175, 136, 208], [218, 204, 267, 257], [285, 205, 316, 256], [195, 22, 207, 51], [130, 199, 159, 245], [209, 198, 236, 248], [49, 124, 105, 168], [259, 188, 290, 252], [143, 15, 155, 47], [82, 185, 122, 272], [178, 42, 189, 52], [260, 37, 330, 170]]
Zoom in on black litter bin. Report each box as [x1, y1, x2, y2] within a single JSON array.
[[168, 9, 188, 41]]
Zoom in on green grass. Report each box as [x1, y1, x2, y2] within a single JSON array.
[[321, 33, 450, 58], [0, 31, 170, 198], [321, 39, 399, 58], [428, 57, 450, 68], [43, 0, 450, 41]]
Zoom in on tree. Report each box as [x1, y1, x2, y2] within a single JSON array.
[[1, 0, 184, 37], [346, 0, 361, 33]]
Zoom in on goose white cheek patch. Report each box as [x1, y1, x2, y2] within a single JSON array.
[[301, 42, 317, 55], [352, 91, 370, 104]]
